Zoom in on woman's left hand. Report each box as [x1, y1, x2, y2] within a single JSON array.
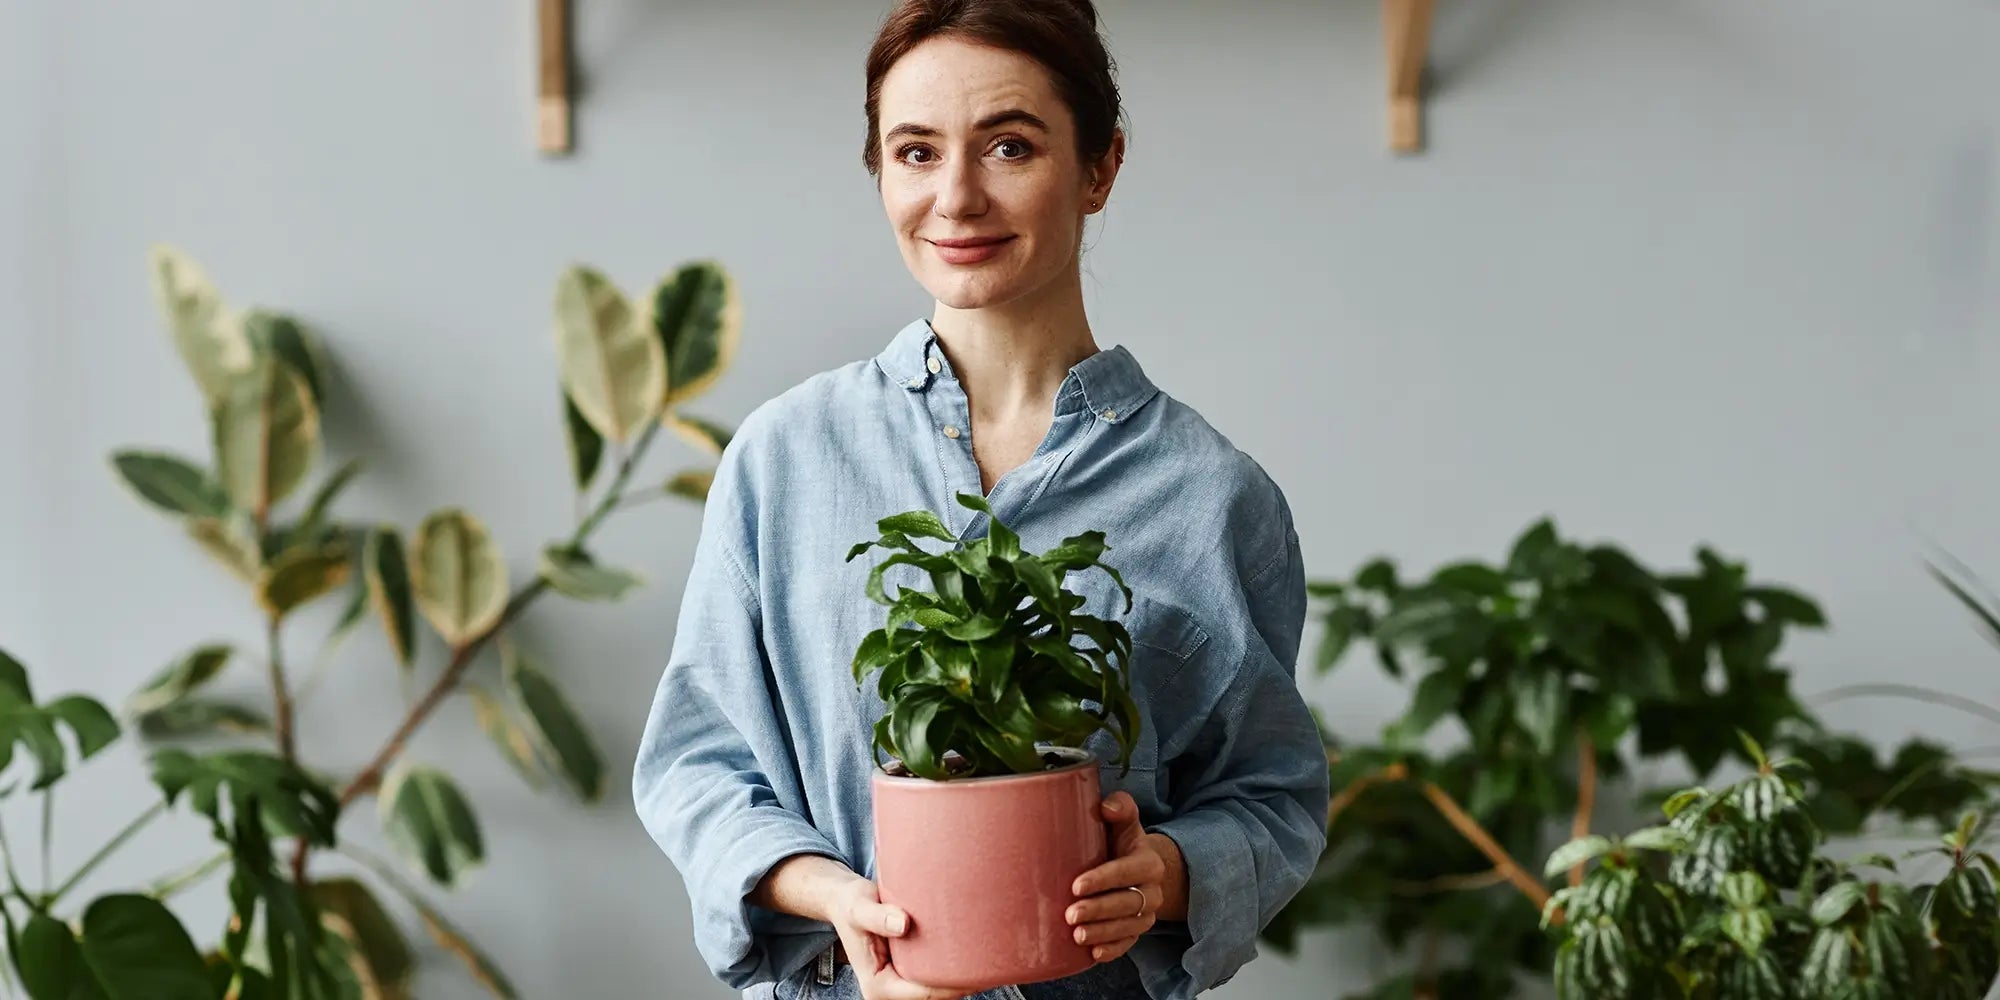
[[1066, 791, 1178, 963]]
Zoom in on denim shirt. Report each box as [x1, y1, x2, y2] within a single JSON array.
[[631, 318, 1330, 1000]]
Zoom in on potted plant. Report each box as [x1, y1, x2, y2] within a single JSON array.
[[845, 492, 1142, 992]]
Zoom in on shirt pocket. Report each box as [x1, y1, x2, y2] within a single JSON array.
[[1082, 594, 1210, 816]]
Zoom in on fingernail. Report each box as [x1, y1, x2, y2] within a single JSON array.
[[1074, 928, 1087, 944], [892, 912, 908, 934]]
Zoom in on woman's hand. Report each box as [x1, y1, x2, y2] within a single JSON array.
[[825, 877, 970, 1000], [1066, 791, 1183, 963]]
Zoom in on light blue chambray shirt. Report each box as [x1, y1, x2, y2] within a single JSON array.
[[632, 318, 1330, 1000]]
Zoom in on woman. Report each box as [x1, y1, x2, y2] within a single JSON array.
[[632, 2, 1329, 998]]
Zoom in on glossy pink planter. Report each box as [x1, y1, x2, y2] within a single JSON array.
[[871, 747, 1106, 993]]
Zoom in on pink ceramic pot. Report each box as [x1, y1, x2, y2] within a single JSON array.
[[871, 746, 1107, 993]]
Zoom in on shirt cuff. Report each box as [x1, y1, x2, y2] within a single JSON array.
[[696, 823, 846, 990], [1150, 806, 1259, 991]]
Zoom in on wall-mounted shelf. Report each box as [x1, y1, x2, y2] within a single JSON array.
[[1384, 0, 1435, 153], [538, 0, 572, 154]]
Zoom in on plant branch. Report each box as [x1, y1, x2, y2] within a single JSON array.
[[1328, 762, 1554, 913], [1390, 867, 1509, 896], [1570, 731, 1596, 888], [149, 850, 230, 901], [1416, 782, 1551, 912], [267, 615, 298, 766], [1327, 758, 1408, 827], [50, 801, 166, 905]]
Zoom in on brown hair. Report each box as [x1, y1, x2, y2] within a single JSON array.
[[861, 0, 1125, 177]]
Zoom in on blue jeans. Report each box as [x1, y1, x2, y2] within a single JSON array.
[[766, 954, 1148, 1000]]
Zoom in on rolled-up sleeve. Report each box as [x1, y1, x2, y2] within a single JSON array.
[[1132, 516, 1329, 998], [1144, 643, 1329, 994], [631, 455, 846, 990]]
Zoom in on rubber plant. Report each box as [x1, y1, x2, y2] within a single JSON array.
[[1268, 518, 2000, 999], [79, 244, 745, 997], [845, 493, 1141, 779], [1542, 732, 2000, 999]]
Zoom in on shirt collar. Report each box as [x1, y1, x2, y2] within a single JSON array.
[[873, 318, 1161, 424]]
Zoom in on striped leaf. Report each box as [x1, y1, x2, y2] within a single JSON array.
[[110, 451, 229, 519], [650, 261, 740, 407], [378, 763, 484, 890], [553, 266, 665, 443], [148, 245, 253, 404], [410, 509, 507, 648]]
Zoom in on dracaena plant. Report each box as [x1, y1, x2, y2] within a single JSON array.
[[1266, 518, 2000, 1000], [89, 244, 746, 996], [845, 493, 1140, 781], [1542, 733, 2000, 1000]]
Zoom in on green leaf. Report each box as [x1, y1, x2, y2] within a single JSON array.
[[1545, 835, 1615, 878], [364, 526, 418, 666], [561, 389, 604, 491], [1620, 825, 1687, 853], [1746, 585, 1826, 627], [308, 877, 415, 998], [1721, 907, 1774, 956], [538, 545, 644, 602], [1720, 871, 1768, 907], [147, 245, 254, 404], [185, 514, 262, 583], [243, 310, 327, 405], [108, 451, 229, 520], [126, 644, 234, 717], [289, 457, 362, 543], [502, 645, 604, 802], [212, 358, 320, 514], [76, 894, 211, 1000], [1511, 667, 1567, 756], [664, 467, 714, 501], [1927, 558, 2000, 650], [150, 749, 339, 846], [1387, 667, 1465, 747], [410, 508, 507, 648], [0, 681, 120, 790], [378, 762, 485, 889], [553, 265, 666, 443], [666, 413, 733, 456], [17, 911, 105, 1000], [255, 541, 352, 619], [135, 699, 270, 739], [875, 510, 957, 545], [888, 688, 953, 780], [1811, 881, 1866, 925], [470, 688, 545, 790], [651, 261, 740, 408]]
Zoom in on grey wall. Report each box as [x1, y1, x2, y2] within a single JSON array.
[[3, 1, 1996, 997]]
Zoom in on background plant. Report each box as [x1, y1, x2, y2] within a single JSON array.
[[846, 492, 1140, 780], [1542, 733, 2000, 999], [1265, 518, 2000, 999], [49, 244, 747, 997]]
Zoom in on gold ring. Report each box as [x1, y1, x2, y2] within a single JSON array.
[[1127, 886, 1146, 918]]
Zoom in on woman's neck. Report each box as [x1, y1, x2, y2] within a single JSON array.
[[929, 277, 1100, 425]]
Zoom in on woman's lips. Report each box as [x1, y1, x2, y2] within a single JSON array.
[[928, 236, 1014, 265]]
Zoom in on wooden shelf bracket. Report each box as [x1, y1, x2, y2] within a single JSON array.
[[538, 0, 573, 153], [1383, 0, 1436, 153]]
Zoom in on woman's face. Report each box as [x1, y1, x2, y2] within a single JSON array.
[[875, 36, 1119, 313]]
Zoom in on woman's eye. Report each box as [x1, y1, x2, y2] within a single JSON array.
[[993, 139, 1031, 160], [896, 145, 934, 165]]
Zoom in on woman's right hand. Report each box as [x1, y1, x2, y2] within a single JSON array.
[[825, 877, 970, 1000]]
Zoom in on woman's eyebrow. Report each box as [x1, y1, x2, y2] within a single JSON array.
[[883, 109, 1051, 143]]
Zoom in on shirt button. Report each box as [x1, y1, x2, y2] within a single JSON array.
[[927, 357, 942, 374], [942, 425, 961, 439], [1102, 409, 1117, 420]]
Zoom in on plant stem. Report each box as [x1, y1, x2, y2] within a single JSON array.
[[307, 417, 664, 878], [39, 788, 53, 894], [1415, 781, 1552, 913], [266, 613, 308, 888], [1570, 731, 1596, 888], [150, 850, 230, 900], [0, 813, 35, 912], [1811, 683, 2000, 728], [1326, 756, 1407, 827], [50, 801, 165, 905]]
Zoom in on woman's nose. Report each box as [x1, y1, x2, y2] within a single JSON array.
[[933, 158, 988, 220]]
